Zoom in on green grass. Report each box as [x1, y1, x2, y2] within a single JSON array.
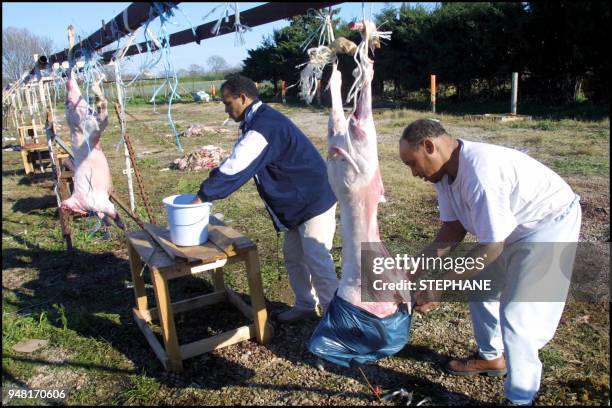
[[552, 156, 609, 177], [383, 97, 609, 122], [2, 99, 609, 405]]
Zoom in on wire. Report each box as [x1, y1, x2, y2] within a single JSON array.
[[357, 366, 382, 402]]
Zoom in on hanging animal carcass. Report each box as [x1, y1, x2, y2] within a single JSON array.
[[308, 21, 411, 369], [60, 69, 124, 229]]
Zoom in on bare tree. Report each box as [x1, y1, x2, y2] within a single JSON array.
[[187, 64, 205, 77], [206, 55, 228, 74], [2, 27, 54, 87]]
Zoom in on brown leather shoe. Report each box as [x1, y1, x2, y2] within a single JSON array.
[[446, 352, 507, 377]]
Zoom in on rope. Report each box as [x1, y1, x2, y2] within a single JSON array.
[[300, 8, 336, 51], [204, 3, 251, 46], [291, 8, 337, 104], [290, 46, 335, 104], [345, 22, 391, 112], [146, 2, 183, 153], [78, 48, 106, 155]]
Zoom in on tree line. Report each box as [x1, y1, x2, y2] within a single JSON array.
[[241, 2, 610, 104]]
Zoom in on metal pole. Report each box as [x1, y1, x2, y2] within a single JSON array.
[[430, 74, 436, 114], [101, 2, 342, 63], [511, 72, 518, 115], [115, 81, 136, 212], [34, 2, 181, 70]]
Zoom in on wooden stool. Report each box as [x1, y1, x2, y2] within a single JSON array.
[[125, 217, 273, 372]]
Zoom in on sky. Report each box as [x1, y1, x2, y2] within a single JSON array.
[[2, 2, 437, 74]]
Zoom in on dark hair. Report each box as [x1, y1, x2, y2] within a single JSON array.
[[400, 118, 448, 146], [220, 74, 259, 99]]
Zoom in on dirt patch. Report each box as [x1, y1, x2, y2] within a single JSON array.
[[39, 347, 73, 364], [581, 200, 609, 223], [27, 365, 87, 391], [2, 268, 39, 291], [444, 125, 490, 142]]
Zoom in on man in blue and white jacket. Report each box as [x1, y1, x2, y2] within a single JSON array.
[[191, 74, 339, 323]]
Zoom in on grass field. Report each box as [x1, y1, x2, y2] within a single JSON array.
[[2, 99, 609, 405]]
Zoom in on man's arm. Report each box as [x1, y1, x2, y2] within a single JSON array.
[[414, 236, 505, 314], [411, 220, 465, 313], [411, 220, 467, 279], [189, 130, 271, 204]]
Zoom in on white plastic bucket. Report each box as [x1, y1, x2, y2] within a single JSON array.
[[162, 194, 212, 246]]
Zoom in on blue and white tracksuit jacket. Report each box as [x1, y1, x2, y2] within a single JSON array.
[[197, 101, 337, 231]]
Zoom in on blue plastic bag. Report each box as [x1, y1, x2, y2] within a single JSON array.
[[308, 294, 412, 368]]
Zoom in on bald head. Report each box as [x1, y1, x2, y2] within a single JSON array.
[[400, 118, 449, 147], [399, 119, 459, 183]]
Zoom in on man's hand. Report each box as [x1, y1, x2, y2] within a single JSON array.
[[190, 195, 203, 205]]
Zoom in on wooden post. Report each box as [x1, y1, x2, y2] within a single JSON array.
[[281, 80, 286, 103], [244, 249, 272, 345], [113, 101, 154, 223], [212, 268, 225, 291], [511, 72, 518, 115], [24, 86, 35, 130], [12, 96, 19, 130], [45, 82, 53, 113], [46, 109, 72, 249], [38, 78, 47, 111], [24, 84, 44, 173], [151, 267, 183, 372], [16, 88, 25, 127], [430, 74, 436, 114], [316, 79, 322, 105], [127, 239, 148, 313]]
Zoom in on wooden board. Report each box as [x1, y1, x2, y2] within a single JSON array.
[[464, 113, 532, 122], [179, 324, 255, 359], [143, 222, 227, 265], [208, 215, 256, 256], [133, 308, 169, 370], [125, 230, 176, 271], [21, 143, 49, 151]]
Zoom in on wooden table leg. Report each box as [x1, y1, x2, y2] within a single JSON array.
[[58, 178, 72, 250], [245, 249, 272, 344], [35, 150, 44, 173], [127, 239, 148, 314], [20, 149, 30, 175], [212, 268, 225, 291], [151, 267, 183, 372]]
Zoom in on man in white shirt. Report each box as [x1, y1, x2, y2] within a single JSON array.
[[398, 119, 581, 405]]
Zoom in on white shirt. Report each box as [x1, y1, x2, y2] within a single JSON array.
[[435, 139, 576, 243]]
